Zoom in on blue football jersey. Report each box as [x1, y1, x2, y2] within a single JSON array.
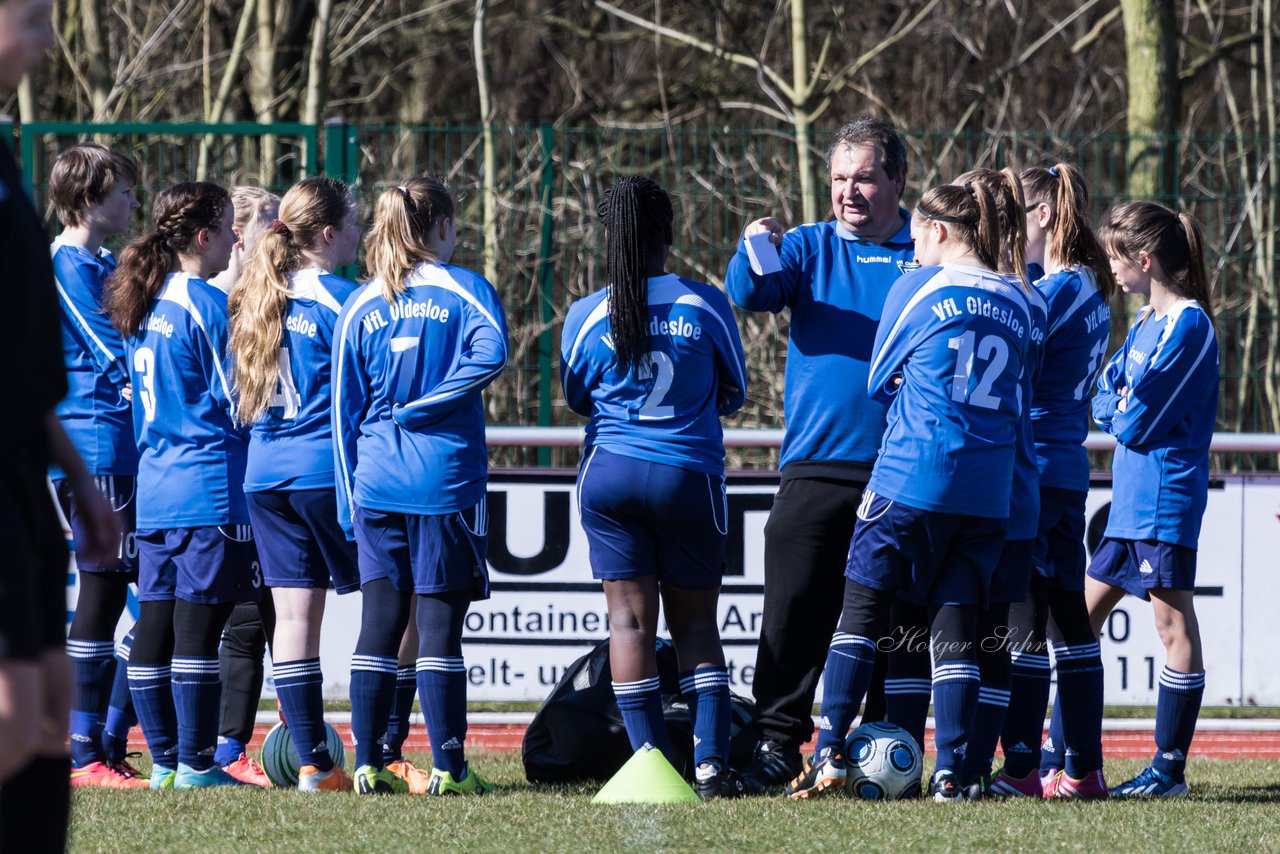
[[1008, 282, 1048, 539], [1092, 300, 1218, 548], [725, 216, 915, 470], [51, 239, 137, 476], [332, 262, 508, 535], [560, 274, 748, 475], [1032, 266, 1112, 492], [866, 264, 1031, 519], [244, 268, 358, 492], [124, 272, 249, 528]]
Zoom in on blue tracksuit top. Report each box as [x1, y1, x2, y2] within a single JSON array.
[[124, 272, 249, 528], [1032, 265, 1112, 492], [1092, 300, 1218, 548], [560, 274, 748, 475], [725, 215, 914, 471], [866, 264, 1032, 519], [332, 261, 508, 536], [51, 239, 137, 476], [243, 268, 358, 492], [1008, 281, 1047, 540]]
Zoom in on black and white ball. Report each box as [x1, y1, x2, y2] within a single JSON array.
[[843, 722, 922, 800]]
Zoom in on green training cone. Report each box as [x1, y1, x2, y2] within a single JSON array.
[[592, 746, 700, 804]]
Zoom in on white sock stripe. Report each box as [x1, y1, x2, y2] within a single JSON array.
[[1159, 672, 1206, 689], [1009, 650, 1051, 665], [884, 678, 932, 687], [171, 659, 221, 674], [830, 634, 876, 652], [612, 677, 661, 694], [396, 666, 417, 676], [273, 663, 323, 678], [115, 644, 131, 661], [350, 655, 398, 674], [978, 688, 1012, 703], [933, 673, 981, 684], [690, 671, 729, 684], [1051, 642, 1102, 659], [66, 641, 117, 658], [126, 666, 171, 680], [933, 662, 980, 673], [416, 659, 467, 673]]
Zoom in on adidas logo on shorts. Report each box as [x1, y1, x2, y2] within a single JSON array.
[[1139, 559, 1155, 574]]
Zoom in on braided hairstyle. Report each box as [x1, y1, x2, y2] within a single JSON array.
[[596, 176, 674, 372], [106, 181, 230, 336]]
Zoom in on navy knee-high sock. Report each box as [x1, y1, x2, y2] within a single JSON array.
[[382, 666, 417, 764], [172, 600, 234, 772], [930, 605, 980, 777], [103, 629, 138, 764], [1001, 644, 1051, 778], [415, 592, 472, 778], [274, 658, 332, 771], [1152, 667, 1204, 782], [67, 638, 116, 767], [964, 605, 1012, 784], [815, 633, 878, 757], [613, 676, 669, 757], [350, 579, 412, 771], [1040, 701, 1065, 776], [680, 665, 730, 768], [1053, 640, 1105, 778], [884, 604, 932, 755], [128, 601, 178, 772]]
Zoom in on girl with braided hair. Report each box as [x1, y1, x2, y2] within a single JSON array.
[[227, 177, 362, 792], [560, 176, 751, 798], [334, 177, 506, 796], [788, 173, 1032, 803], [105, 181, 260, 789]]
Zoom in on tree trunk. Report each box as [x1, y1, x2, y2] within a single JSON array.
[[474, 0, 499, 286], [81, 0, 110, 119], [790, 0, 817, 224], [303, 0, 335, 175], [1120, 0, 1180, 199]]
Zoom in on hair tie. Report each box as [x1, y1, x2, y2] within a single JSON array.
[[269, 219, 292, 238], [963, 181, 974, 195], [1048, 165, 1059, 177], [397, 186, 411, 200]]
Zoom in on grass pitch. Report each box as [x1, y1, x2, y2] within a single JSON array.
[[70, 754, 1280, 853]]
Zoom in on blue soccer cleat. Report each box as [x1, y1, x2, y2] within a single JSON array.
[[1108, 765, 1188, 799], [149, 766, 176, 791], [174, 763, 250, 789]]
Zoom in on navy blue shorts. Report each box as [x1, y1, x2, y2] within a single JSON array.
[[845, 491, 1007, 606], [246, 489, 359, 594], [137, 525, 261, 605], [53, 475, 139, 577], [989, 538, 1035, 604], [1033, 486, 1087, 592], [577, 448, 727, 592], [353, 501, 490, 599], [1086, 536, 1197, 600]]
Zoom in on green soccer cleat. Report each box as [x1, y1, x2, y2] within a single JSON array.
[[426, 763, 494, 796], [174, 763, 250, 789], [149, 766, 176, 791], [353, 764, 409, 795]]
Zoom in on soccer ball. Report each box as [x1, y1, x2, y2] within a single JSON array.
[[259, 720, 347, 787], [843, 722, 922, 800]]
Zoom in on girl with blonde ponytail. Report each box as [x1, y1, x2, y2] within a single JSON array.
[[333, 177, 506, 796], [788, 176, 1034, 803], [1085, 202, 1218, 799], [988, 162, 1118, 800], [227, 177, 361, 792]]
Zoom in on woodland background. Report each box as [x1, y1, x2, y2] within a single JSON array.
[[18, 0, 1279, 464]]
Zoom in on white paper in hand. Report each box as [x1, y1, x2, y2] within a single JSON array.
[[745, 231, 782, 275]]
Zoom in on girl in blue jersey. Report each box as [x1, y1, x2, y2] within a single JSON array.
[[334, 177, 506, 796], [787, 173, 1031, 803], [1087, 203, 1217, 799], [228, 177, 361, 792], [987, 163, 1117, 799], [561, 177, 751, 799], [47, 143, 150, 789], [105, 181, 259, 790]]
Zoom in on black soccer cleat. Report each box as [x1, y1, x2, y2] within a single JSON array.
[[929, 770, 964, 803], [694, 763, 764, 800], [961, 773, 991, 801], [743, 739, 804, 788]]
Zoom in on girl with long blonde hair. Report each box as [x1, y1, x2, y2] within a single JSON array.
[[228, 177, 361, 792]]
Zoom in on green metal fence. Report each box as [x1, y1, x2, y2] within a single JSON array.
[[13, 119, 1276, 467]]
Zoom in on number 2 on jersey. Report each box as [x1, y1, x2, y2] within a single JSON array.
[[1075, 338, 1108, 400], [948, 331, 1008, 410], [637, 350, 675, 420]]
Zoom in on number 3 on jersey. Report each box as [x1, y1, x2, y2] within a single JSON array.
[[948, 331, 1009, 410], [133, 346, 158, 422]]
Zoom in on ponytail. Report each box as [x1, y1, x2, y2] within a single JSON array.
[[1020, 162, 1116, 299], [365, 178, 454, 304], [1100, 201, 1214, 320], [596, 176, 674, 372], [230, 177, 355, 425], [936, 168, 1029, 288], [107, 181, 230, 337]]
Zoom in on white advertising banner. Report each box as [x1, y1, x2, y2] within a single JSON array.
[[73, 472, 1280, 705]]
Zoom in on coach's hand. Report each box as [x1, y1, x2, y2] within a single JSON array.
[[743, 217, 784, 247]]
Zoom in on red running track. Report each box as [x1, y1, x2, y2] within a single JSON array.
[[131, 725, 1280, 761]]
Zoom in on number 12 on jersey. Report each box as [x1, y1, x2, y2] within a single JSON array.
[[948, 331, 1009, 410]]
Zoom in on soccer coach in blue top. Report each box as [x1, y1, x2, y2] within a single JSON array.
[[725, 117, 914, 785]]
